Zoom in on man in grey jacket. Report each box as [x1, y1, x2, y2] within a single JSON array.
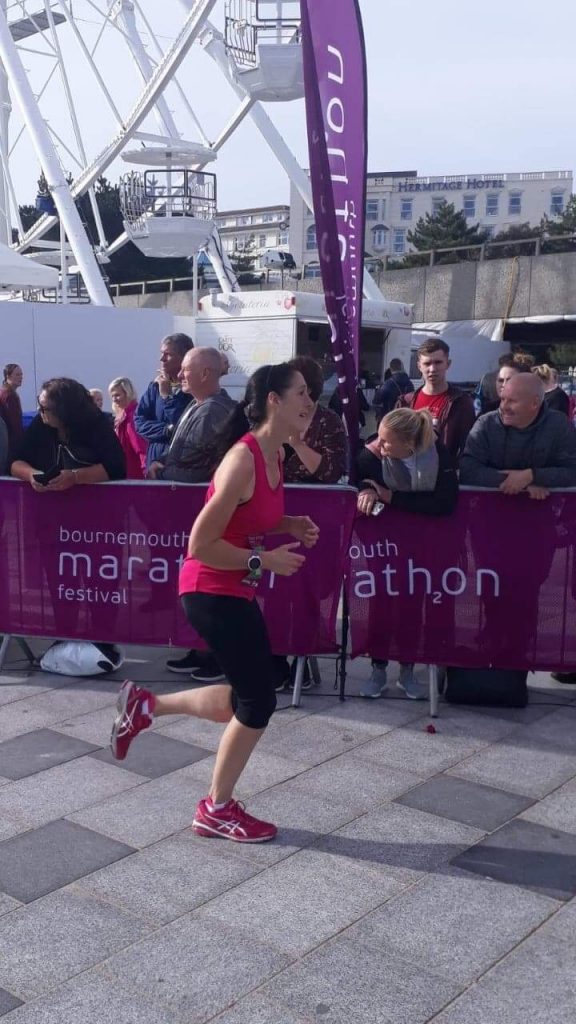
[[460, 373, 576, 494], [461, 372, 576, 669], [148, 347, 236, 483]]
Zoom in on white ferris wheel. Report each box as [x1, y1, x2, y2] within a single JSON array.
[[0, 0, 322, 305]]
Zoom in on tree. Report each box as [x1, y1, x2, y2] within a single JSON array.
[[548, 344, 576, 372], [486, 222, 540, 259], [541, 194, 576, 253], [229, 233, 257, 273], [404, 200, 489, 266]]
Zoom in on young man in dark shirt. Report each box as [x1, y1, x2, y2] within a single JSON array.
[[399, 337, 475, 460]]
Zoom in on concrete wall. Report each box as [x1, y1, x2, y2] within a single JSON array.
[[113, 251, 576, 322], [375, 251, 576, 321]]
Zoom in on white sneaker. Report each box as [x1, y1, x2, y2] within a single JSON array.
[[396, 666, 427, 701], [360, 665, 388, 699]]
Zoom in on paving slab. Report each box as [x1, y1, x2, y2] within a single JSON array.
[[255, 711, 377, 766], [351, 725, 484, 779], [0, 887, 153, 1000], [395, 775, 535, 831], [0, 988, 22, 1017], [520, 776, 576, 834], [0, 820, 135, 903], [0, 681, 118, 742], [345, 870, 559, 985], [432, 900, 576, 1024], [88, 730, 212, 778], [68, 768, 209, 847], [0, 757, 144, 828], [93, 914, 292, 1024], [0, 893, 21, 918], [0, 967, 181, 1024], [76, 833, 262, 924], [211, 993, 315, 1024], [0, 728, 99, 780], [452, 818, 576, 901], [198, 845, 406, 957], [448, 734, 576, 797], [314, 803, 485, 885], [259, 934, 461, 1024]]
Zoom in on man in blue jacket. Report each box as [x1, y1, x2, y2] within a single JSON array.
[[135, 333, 193, 470]]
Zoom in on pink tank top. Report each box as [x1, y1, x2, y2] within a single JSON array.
[[179, 432, 284, 601]]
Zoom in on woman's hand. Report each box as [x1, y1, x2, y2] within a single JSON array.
[[263, 542, 306, 576], [357, 488, 378, 515], [287, 515, 320, 548], [43, 470, 76, 492]]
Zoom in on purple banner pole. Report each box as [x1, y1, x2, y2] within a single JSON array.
[[300, 0, 368, 464]]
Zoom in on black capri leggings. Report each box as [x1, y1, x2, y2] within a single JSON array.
[[181, 592, 277, 730]]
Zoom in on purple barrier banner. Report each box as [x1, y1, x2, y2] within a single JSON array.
[[1, 481, 356, 655], [347, 491, 576, 671], [301, 0, 368, 451]]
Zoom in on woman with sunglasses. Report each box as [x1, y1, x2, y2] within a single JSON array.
[[110, 362, 319, 844], [11, 377, 125, 489]]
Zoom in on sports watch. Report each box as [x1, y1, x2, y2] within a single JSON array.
[[242, 547, 264, 587]]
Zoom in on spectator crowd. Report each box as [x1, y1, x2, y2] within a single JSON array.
[[3, 330, 576, 696]]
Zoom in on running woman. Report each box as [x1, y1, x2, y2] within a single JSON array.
[[110, 363, 319, 843]]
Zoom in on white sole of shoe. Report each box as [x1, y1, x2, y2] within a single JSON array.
[[191, 820, 276, 843], [396, 680, 426, 701], [167, 664, 201, 674], [110, 679, 133, 759]]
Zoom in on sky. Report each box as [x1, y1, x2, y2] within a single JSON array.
[[5, 0, 576, 215]]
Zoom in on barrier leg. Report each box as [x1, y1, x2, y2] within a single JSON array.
[[338, 590, 350, 703], [309, 656, 321, 686], [428, 664, 439, 718], [0, 636, 37, 676], [0, 635, 11, 672], [291, 657, 306, 708]]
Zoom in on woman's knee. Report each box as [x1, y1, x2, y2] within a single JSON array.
[[234, 689, 277, 730]]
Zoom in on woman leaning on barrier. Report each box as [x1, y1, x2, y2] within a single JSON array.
[[10, 377, 126, 490], [355, 407, 458, 700]]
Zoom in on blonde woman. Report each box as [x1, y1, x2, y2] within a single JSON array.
[[355, 407, 458, 699], [108, 377, 148, 479], [532, 364, 570, 417]]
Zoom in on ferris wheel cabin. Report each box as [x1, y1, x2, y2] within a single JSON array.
[[224, 0, 304, 101]]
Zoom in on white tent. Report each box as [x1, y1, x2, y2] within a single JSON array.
[[0, 242, 59, 289]]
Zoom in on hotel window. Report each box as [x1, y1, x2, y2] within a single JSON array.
[[372, 225, 388, 251], [508, 191, 522, 215], [463, 195, 476, 219], [550, 191, 565, 216], [306, 224, 317, 250], [483, 225, 495, 239], [366, 199, 379, 220], [393, 229, 405, 254], [262, 213, 274, 222], [432, 196, 444, 215], [279, 230, 289, 246], [400, 198, 413, 220], [486, 194, 499, 217]]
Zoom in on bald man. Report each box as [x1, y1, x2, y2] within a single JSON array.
[[148, 347, 235, 482], [460, 372, 576, 496]]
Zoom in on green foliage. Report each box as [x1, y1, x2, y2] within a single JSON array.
[[540, 194, 576, 253], [548, 344, 576, 371], [404, 200, 489, 265], [229, 234, 257, 272], [486, 222, 540, 259]]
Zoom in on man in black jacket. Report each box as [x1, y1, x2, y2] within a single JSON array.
[[460, 373, 576, 494], [461, 372, 576, 669], [373, 359, 414, 424]]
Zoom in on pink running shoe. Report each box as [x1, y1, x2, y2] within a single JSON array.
[[110, 680, 155, 761], [192, 798, 277, 843]]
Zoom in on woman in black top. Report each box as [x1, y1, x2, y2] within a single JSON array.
[[356, 407, 458, 700], [532, 365, 570, 417], [11, 377, 126, 490]]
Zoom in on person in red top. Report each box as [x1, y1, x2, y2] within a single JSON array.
[[108, 377, 148, 480], [0, 363, 24, 458], [399, 338, 475, 461], [110, 362, 319, 843]]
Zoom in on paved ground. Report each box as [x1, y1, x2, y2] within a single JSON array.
[[0, 642, 576, 1023]]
